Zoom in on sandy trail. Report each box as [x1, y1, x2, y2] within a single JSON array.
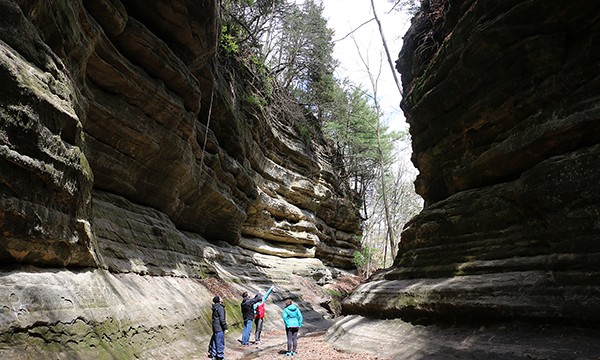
[[205, 328, 388, 360]]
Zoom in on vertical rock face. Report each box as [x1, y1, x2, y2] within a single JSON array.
[[344, 0, 600, 325], [0, 0, 95, 267], [0, 0, 361, 268], [0, 0, 361, 358], [326, 2, 600, 358]]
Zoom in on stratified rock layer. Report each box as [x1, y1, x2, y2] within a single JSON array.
[[0, 0, 360, 269], [342, 0, 600, 328], [0, 0, 361, 358]]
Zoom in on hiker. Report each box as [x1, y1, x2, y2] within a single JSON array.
[[240, 291, 262, 346], [282, 298, 303, 356], [208, 296, 228, 360], [253, 285, 274, 343]]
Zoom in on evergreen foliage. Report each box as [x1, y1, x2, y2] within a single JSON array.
[[219, 0, 422, 271], [323, 84, 398, 203]]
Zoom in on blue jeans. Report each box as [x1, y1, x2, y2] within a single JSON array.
[[209, 331, 225, 358], [241, 319, 253, 345]]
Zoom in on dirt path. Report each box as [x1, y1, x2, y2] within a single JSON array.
[[212, 328, 389, 360]]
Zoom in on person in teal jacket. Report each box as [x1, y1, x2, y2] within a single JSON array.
[[281, 298, 303, 356], [253, 285, 274, 343]]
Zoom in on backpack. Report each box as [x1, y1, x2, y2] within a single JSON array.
[[255, 303, 265, 319]]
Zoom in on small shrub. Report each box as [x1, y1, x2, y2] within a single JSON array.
[[352, 247, 374, 275], [325, 288, 342, 297], [245, 95, 266, 107], [220, 26, 239, 55], [296, 121, 311, 143]]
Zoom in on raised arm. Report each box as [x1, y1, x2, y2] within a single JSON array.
[[262, 286, 274, 304]]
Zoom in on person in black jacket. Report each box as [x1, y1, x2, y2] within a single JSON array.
[[208, 296, 228, 360], [240, 291, 261, 346]]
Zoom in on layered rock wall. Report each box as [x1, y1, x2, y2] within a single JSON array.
[[0, 0, 361, 358], [1, 0, 361, 268], [342, 0, 600, 325]]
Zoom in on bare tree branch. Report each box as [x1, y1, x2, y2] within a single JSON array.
[[351, 35, 397, 268], [333, 17, 375, 43], [370, 0, 403, 96]]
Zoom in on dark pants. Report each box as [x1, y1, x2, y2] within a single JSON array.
[[209, 331, 225, 359], [286, 327, 299, 353], [254, 318, 264, 341]]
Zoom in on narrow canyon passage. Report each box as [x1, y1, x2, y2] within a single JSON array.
[[2, 1, 600, 359], [188, 313, 600, 360]]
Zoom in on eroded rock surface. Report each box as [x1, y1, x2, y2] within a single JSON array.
[[335, 1, 600, 358], [1, 0, 360, 268], [0, 0, 361, 358]]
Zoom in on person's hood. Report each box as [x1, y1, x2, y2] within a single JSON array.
[[212, 303, 223, 311], [285, 304, 299, 313]]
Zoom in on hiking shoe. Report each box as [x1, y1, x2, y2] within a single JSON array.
[[286, 352, 291, 356]]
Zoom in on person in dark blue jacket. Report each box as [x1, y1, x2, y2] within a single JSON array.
[[240, 291, 261, 346], [282, 298, 303, 356], [208, 296, 228, 360]]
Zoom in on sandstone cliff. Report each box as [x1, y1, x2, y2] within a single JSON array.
[[330, 1, 600, 359], [0, 0, 361, 358]]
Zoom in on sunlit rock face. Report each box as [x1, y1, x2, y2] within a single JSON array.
[[0, 0, 361, 358], [344, 0, 600, 324]]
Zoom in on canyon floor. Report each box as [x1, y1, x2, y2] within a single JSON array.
[[195, 329, 388, 360], [184, 321, 600, 360]]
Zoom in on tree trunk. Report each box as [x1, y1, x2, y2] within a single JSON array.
[[370, 0, 403, 95]]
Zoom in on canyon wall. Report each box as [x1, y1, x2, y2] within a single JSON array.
[[330, 0, 600, 359], [330, 1, 600, 358], [0, 0, 361, 358]]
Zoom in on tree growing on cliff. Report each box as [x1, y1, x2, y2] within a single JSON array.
[[320, 77, 420, 272], [220, 0, 287, 52], [343, 17, 422, 269], [323, 84, 397, 206], [266, 0, 337, 120], [221, 0, 338, 121], [219, 0, 422, 271]]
